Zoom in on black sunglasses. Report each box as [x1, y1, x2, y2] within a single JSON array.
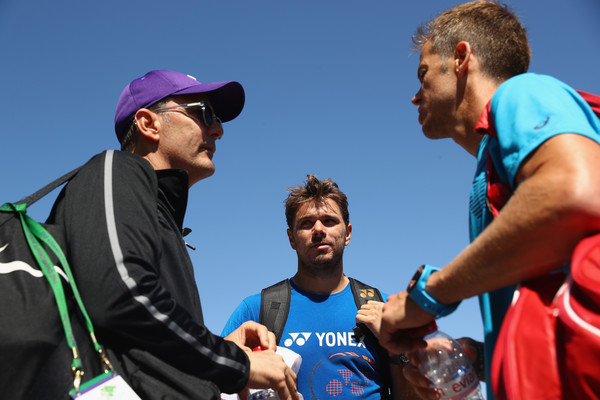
[[153, 101, 221, 128]]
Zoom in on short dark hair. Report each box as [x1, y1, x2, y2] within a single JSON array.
[[413, 0, 530, 82], [285, 175, 349, 230]]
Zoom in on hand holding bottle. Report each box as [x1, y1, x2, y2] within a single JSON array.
[[406, 330, 483, 400]]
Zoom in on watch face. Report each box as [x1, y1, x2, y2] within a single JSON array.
[[407, 265, 425, 291]]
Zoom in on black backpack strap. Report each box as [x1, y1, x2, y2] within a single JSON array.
[[1, 166, 81, 228], [349, 277, 384, 306], [259, 279, 291, 346], [349, 277, 392, 400], [349, 278, 384, 340]]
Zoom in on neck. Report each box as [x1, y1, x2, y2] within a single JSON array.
[[454, 75, 501, 156], [292, 264, 348, 295]]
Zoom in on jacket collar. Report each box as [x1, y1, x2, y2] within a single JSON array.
[[155, 169, 189, 231]]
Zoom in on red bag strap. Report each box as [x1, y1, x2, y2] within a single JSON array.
[[577, 90, 600, 118]]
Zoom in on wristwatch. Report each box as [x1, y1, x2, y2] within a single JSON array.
[[407, 264, 460, 318]]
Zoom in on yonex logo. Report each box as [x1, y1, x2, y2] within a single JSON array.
[[359, 288, 375, 299], [284, 332, 311, 347], [283, 331, 365, 348]]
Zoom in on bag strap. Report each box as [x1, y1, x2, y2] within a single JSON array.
[[576, 90, 600, 118], [0, 166, 81, 229], [348, 277, 384, 305], [16, 166, 81, 206], [349, 277, 384, 339], [259, 279, 291, 346], [349, 278, 392, 400]]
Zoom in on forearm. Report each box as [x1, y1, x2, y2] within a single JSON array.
[[428, 146, 600, 304]]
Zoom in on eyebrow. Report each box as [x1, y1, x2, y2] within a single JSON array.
[[417, 65, 426, 80]]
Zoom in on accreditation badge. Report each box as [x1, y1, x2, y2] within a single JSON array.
[[69, 372, 141, 399]]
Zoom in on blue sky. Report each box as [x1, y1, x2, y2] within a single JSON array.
[[2, 1, 599, 395]]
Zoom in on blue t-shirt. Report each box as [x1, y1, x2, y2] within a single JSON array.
[[469, 73, 600, 397], [221, 280, 389, 400]]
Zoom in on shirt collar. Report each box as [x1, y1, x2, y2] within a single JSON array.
[[474, 100, 496, 138]]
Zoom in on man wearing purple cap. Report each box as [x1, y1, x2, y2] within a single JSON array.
[[47, 70, 298, 400]]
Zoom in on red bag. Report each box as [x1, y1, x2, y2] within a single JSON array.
[[488, 90, 600, 399], [491, 233, 600, 399]]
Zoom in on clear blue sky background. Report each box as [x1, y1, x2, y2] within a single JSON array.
[[2, 1, 599, 396]]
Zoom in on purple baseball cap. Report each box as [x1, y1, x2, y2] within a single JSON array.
[[114, 70, 245, 142]]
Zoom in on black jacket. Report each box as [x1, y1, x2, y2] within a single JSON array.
[[48, 150, 249, 399]]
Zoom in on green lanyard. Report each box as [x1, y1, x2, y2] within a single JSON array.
[[0, 202, 113, 392]]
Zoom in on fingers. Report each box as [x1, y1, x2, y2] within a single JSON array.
[[403, 363, 439, 400], [286, 369, 299, 400], [456, 337, 478, 365], [265, 331, 277, 351], [380, 291, 437, 353], [227, 321, 275, 350], [272, 365, 299, 400], [247, 351, 298, 399], [361, 300, 384, 310], [251, 321, 276, 351], [356, 301, 385, 339]]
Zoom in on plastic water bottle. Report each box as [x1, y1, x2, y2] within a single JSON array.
[[248, 347, 280, 400], [414, 330, 484, 400], [248, 389, 278, 400]]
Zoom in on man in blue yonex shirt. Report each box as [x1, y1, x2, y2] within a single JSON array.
[[378, 2, 600, 400], [222, 175, 419, 400]]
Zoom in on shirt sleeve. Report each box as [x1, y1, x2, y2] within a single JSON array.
[[48, 151, 249, 393], [491, 73, 600, 186], [221, 294, 262, 337]]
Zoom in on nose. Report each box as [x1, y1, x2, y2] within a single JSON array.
[[412, 87, 422, 106], [312, 220, 326, 236], [208, 123, 224, 141]]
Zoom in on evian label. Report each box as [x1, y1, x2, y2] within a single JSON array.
[[431, 364, 478, 400]]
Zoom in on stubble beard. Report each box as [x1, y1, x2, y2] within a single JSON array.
[[299, 250, 344, 277]]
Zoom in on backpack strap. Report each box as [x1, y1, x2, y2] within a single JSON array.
[[348, 277, 383, 305], [349, 277, 384, 343], [259, 279, 291, 346], [349, 277, 392, 400]]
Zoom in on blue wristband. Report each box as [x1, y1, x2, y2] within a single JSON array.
[[407, 265, 460, 318]]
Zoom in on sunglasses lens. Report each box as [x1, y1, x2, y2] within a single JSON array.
[[202, 107, 213, 127]]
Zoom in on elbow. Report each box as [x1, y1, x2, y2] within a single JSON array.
[[551, 174, 600, 232]]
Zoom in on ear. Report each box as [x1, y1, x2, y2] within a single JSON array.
[[287, 229, 297, 250], [454, 41, 473, 78], [344, 223, 352, 246], [134, 108, 161, 144]]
